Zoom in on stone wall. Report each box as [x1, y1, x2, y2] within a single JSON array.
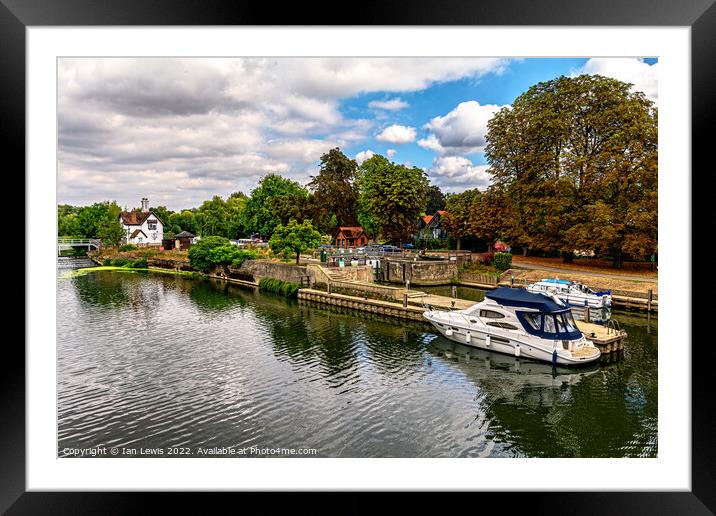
[[383, 259, 458, 286], [147, 257, 193, 271], [235, 260, 311, 284]]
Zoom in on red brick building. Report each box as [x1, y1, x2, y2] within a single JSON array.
[[333, 227, 371, 248]]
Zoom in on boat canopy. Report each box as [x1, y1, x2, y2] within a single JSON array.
[[485, 287, 567, 313], [540, 278, 571, 285]]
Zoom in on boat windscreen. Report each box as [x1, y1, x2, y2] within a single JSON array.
[[516, 310, 582, 340]]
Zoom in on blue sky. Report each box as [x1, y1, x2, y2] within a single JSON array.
[[58, 57, 658, 210]]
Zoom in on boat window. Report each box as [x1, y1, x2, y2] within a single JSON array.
[[487, 322, 519, 330], [556, 314, 567, 333], [479, 309, 505, 319], [522, 313, 542, 330], [563, 311, 578, 331], [544, 315, 556, 333]]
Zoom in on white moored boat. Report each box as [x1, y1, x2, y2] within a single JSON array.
[[422, 287, 601, 367], [526, 279, 612, 322]]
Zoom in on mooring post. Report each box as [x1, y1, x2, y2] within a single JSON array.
[[647, 289, 653, 313], [327, 282, 332, 295], [511, 275, 514, 287], [403, 293, 408, 307], [452, 285, 457, 298], [583, 301, 590, 323]]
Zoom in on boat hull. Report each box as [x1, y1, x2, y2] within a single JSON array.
[[426, 319, 601, 367]]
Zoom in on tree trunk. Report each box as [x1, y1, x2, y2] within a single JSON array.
[[456, 238, 462, 251], [296, 252, 300, 265], [612, 251, 623, 269], [523, 247, 528, 257], [562, 251, 574, 263]]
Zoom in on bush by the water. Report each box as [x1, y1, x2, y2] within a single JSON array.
[[130, 257, 148, 268], [258, 277, 300, 298], [109, 257, 131, 267], [231, 249, 258, 268], [119, 244, 137, 252], [188, 236, 237, 272], [492, 252, 512, 272], [102, 257, 148, 268]]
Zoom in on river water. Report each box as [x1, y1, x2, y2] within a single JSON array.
[[57, 260, 658, 458]]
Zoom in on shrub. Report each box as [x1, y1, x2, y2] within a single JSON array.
[[102, 258, 112, 266], [187, 236, 231, 272], [111, 257, 131, 267], [131, 258, 148, 268], [473, 252, 495, 265], [258, 277, 300, 298], [230, 249, 258, 268], [492, 252, 512, 272], [119, 244, 137, 252]]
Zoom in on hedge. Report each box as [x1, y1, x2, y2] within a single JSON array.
[[492, 252, 513, 272], [258, 277, 301, 298]]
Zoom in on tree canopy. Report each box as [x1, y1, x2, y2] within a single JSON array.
[[485, 74, 657, 264], [241, 174, 309, 238], [356, 155, 429, 243], [268, 219, 322, 264], [308, 148, 360, 233]]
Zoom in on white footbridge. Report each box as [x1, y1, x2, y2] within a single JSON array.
[[57, 238, 102, 255]]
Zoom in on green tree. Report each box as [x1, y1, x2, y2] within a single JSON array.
[[197, 196, 228, 237], [485, 74, 657, 265], [75, 202, 114, 238], [187, 236, 232, 272], [356, 155, 429, 244], [169, 210, 198, 235], [307, 148, 360, 230], [149, 205, 173, 226], [424, 185, 446, 215], [442, 189, 481, 250], [242, 174, 309, 238], [226, 193, 248, 239], [468, 188, 510, 251], [268, 219, 322, 264], [97, 213, 125, 246], [57, 204, 80, 237]]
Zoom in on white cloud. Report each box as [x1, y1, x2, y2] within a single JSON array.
[[368, 98, 409, 111], [386, 149, 397, 159], [355, 149, 375, 164], [575, 58, 658, 103], [57, 57, 511, 209], [428, 156, 492, 192], [419, 100, 504, 156], [376, 124, 417, 144]]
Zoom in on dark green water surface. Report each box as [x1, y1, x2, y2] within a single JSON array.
[[57, 262, 657, 457]]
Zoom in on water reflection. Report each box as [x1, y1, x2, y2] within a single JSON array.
[[57, 266, 657, 458]]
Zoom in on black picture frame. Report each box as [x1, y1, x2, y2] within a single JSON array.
[[4, 1, 711, 513]]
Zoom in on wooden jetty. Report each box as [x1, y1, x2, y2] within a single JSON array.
[[576, 320, 626, 354]]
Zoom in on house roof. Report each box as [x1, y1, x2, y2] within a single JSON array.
[[421, 215, 433, 224], [334, 226, 366, 239], [129, 229, 147, 239], [119, 210, 152, 225], [174, 231, 196, 238], [436, 210, 446, 216]]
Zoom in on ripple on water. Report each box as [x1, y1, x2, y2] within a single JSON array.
[[57, 268, 658, 458]]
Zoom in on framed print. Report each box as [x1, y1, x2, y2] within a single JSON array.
[[5, 0, 712, 513]]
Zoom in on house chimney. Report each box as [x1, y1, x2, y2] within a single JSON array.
[[141, 197, 149, 212]]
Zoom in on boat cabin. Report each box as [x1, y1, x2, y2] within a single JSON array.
[[484, 287, 582, 341]]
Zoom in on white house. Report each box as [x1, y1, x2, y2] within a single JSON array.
[[119, 197, 164, 245]]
